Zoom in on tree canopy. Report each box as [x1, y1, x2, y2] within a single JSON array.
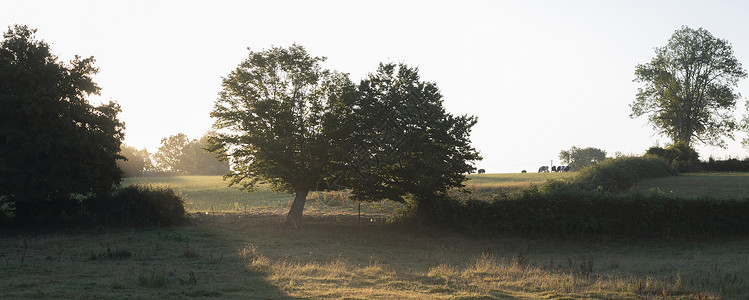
[[208, 45, 352, 228], [630, 26, 747, 147], [344, 63, 481, 219], [0, 25, 124, 222], [559, 146, 606, 171]]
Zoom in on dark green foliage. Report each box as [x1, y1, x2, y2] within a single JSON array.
[[702, 157, 749, 172], [572, 156, 677, 192], [209, 44, 353, 227], [645, 142, 700, 173], [418, 156, 749, 237], [429, 188, 749, 237], [343, 63, 481, 220], [0, 25, 124, 224], [85, 185, 188, 227]]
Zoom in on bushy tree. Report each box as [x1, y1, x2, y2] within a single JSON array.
[[208, 45, 352, 228], [631, 26, 747, 147], [559, 146, 606, 170], [153, 133, 190, 174], [0, 25, 124, 223], [117, 145, 152, 177], [344, 63, 481, 221], [645, 142, 699, 173]]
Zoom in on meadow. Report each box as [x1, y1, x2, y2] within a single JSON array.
[[1, 173, 748, 299]]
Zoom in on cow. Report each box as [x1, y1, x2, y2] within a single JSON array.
[[538, 166, 549, 173], [477, 169, 486, 174]]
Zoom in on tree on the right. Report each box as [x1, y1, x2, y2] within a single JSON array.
[[630, 26, 747, 148]]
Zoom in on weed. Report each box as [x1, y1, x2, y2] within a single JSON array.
[[182, 243, 198, 258], [90, 244, 132, 260], [138, 270, 169, 288]]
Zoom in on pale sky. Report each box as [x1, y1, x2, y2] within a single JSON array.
[[4, 0, 749, 173]]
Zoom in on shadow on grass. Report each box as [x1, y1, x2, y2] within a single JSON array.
[[0, 222, 294, 299]]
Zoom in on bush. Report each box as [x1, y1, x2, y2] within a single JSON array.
[[571, 156, 677, 192], [645, 142, 700, 173], [85, 185, 188, 227]]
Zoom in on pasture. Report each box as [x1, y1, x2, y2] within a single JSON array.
[[1, 173, 748, 299]]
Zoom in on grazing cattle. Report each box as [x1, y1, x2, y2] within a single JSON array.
[[551, 166, 557, 172], [538, 166, 549, 173], [477, 169, 486, 174], [521, 170, 527, 173]]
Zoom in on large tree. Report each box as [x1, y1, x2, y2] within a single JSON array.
[[631, 26, 747, 147], [0, 25, 124, 222], [344, 63, 481, 221], [208, 45, 352, 228]]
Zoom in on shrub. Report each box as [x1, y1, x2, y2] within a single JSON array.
[[85, 185, 188, 227], [571, 156, 677, 192], [645, 142, 700, 173]]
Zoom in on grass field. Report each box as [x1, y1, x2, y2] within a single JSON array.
[[634, 172, 749, 199], [2, 173, 748, 299], [122, 173, 579, 214]]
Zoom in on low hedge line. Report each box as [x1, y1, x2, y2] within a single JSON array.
[[429, 189, 749, 237], [1, 185, 188, 229], [84, 185, 188, 228], [424, 156, 747, 237], [701, 158, 749, 172]]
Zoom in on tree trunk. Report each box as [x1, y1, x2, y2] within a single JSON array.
[[284, 188, 309, 229]]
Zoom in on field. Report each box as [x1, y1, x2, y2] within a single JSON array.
[[1, 173, 748, 299]]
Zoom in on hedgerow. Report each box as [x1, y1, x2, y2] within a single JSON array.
[[423, 156, 749, 237], [84, 185, 188, 228]]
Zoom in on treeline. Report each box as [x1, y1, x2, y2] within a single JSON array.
[[118, 132, 230, 177]]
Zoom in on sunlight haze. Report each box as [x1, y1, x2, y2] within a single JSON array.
[[4, 0, 749, 173]]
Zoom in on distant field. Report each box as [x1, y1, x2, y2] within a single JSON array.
[[123, 173, 577, 213], [123, 176, 292, 212], [465, 172, 574, 193], [122, 176, 400, 214], [124, 172, 749, 214]]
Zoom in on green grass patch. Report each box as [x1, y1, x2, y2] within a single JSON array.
[[635, 172, 749, 199]]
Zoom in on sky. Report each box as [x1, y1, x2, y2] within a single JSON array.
[[4, 0, 749, 173]]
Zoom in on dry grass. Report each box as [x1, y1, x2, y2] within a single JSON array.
[[462, 172, 575, 196]]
